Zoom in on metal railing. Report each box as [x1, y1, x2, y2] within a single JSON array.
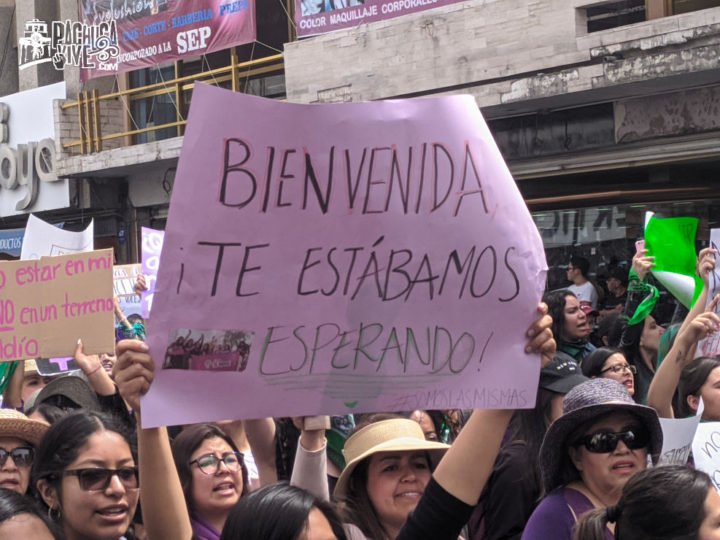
[[61, 50, 285, 155]]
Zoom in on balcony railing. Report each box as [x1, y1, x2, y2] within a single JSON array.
[[61, 51, 285, 155]]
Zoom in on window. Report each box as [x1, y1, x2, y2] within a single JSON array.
[[672, 0, 720, 13], [129, 65, 177, 144], [585, 0, 646, 33]]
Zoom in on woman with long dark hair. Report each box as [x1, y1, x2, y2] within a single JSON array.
[[32, 410, 141, 540], [0, 488, 61, 539], [469, 356, 587, 539], [574, 465, 720, 540], [544, 290, 595, 364], [171, 423, 250, 538], [221, 483, 346, 540], [581, 348, 635, 397], [647, 248, 720, 420]]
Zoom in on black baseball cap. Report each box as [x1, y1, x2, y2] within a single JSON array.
[[540, 355, 589, 394]]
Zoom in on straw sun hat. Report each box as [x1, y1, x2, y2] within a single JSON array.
[[0, 409, 48, 446], [539, 378, 663, 494], [333, 418, 450, 499]]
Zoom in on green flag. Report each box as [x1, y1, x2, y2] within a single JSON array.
[[644, 214, 702, 308]]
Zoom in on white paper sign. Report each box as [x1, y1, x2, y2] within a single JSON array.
[[21, 214, 94, 260], [693, 422, 720, 490], [659, 415, 702, 465]]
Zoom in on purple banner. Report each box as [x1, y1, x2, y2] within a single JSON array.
[[79, 0, 256, 80], [141, 227, 165, 319], [295, 0, 465, 37]]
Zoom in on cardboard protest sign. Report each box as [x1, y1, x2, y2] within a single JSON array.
[[0, 250, 115, 361], [21, 215, 94, 260], [142, 84, 548, 428], [114, 264, 142, 318], [140, 228, 165, 319]]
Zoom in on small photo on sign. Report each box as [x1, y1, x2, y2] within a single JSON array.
[[162, 329, 252, 372]]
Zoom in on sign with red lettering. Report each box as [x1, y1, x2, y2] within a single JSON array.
[[0, 250, 115, 361], [79, 0, 256, 80]]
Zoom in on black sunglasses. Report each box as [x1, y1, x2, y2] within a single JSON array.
[[573, 427, 650, 454], [63, 467, 139, 491], [0, 447, 33, 468]]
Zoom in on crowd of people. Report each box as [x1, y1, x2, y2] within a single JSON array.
[[0, 243, 719, 540]]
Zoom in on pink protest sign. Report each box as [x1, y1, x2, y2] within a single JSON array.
[[142, 83, 547, 428], [140, 227, 165, 319]]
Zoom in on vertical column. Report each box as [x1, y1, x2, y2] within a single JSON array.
[[58, 0, 81, 98], [645, 0, 671, 20], [0, 5, 19, 97], [16, 0, 62, 91]]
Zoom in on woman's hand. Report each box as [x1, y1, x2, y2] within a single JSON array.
[[526, 303, 555, 368], [697, 248, 717, 286], [134, 273, 148, 295], [677, 296, 720, 351], [293, 416, 329, 452], [74, 339, 103, 375], [114, 339, 154, 412], [632, 249, 655, 281]]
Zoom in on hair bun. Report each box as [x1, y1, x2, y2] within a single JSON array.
[[605, 505, 621, 523]]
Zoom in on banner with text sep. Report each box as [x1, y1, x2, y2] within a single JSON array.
[[0, 249, 115, 361], [142, 83, 547, 428], [295, 0, 467, 37], [79, 0, 256, 80]]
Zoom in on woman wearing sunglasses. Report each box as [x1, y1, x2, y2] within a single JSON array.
[[522, 378, 662, 540], [31, 410, 140, 540], [171, 423, 250, 539], [581, 348, 636, 398], [0, 409, 48, 495]]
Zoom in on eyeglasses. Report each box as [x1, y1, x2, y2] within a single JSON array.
[[573, 428, 650, 454], [190, 452, 244, 475], [63, 467, 139, 491], [0, 447, 33, 468], [600, 364, 637, 375]]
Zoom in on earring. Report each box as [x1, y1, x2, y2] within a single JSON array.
[[48, 506, 62, 521]]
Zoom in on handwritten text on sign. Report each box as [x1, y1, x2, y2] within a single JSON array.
[[693, 422, 720, 491], [142, 85, 547, 428], [0, 250, 115, 361]]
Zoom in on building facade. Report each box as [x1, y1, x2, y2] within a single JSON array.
[[1, 0, 719, 292]]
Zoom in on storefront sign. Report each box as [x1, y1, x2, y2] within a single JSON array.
[[0, 228, 25, 258], [0, 83, 69, 217], [295, 0, 466, 38], [78, 0, 256, 80], [533, 206, 627, 248]]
